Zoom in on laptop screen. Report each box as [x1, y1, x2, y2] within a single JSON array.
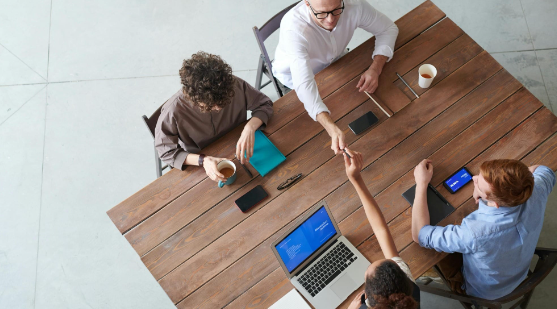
[[275, 206, 337, 272]]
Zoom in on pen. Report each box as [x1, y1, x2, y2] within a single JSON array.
[[342, 148, 351, 159], [235, 155, 253, 178], [396, 72, 420, 99]]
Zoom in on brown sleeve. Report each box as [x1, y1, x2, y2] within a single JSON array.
[[240, 78, 273, 129], [154, 111, 189, 171]]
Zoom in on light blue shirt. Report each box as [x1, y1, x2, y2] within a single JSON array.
[[419, 166, 556, 300]]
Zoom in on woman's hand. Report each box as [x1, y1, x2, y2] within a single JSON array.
[[343, 148, 364, 183], [203, 156, 227, 182]]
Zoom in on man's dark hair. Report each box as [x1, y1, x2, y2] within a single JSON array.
[[179, 51, 235, 112], [365, 260, 417, 309]]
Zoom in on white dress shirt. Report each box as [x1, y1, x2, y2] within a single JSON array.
[[272, 0, 398, 120]]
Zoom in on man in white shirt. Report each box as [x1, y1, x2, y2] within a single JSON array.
[[273, 0, 398, 154]]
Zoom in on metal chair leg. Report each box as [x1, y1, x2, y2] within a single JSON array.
[[255, 56, 265, 90], [154, 146, 162, 178]]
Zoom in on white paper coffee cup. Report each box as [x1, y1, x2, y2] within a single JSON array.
[[418, 64, 437, 88]]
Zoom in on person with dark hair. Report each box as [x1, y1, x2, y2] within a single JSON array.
[[343, 148, 419, 309], [154, 52, 273, 182], [412, 159, 556, 300]]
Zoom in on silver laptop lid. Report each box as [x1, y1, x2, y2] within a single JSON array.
[[271, 201, 341, 279]]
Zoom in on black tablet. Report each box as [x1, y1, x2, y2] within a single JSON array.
[[402, 184, 454, 226]]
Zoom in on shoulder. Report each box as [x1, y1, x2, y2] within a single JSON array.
[[390, 257, 415, 283], [533, 166, 556, 188], [160, 90, 189, 119], [281, 3, 312, 39]]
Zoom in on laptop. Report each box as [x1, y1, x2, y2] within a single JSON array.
[[271, 201, 370, 309]]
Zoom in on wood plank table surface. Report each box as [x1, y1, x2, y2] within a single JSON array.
[[107, 2, 557, 308]]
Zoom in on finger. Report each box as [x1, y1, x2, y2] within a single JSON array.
[[356, 153, 364, 168], [338, 133, 346, 150], [248, 137, 254, 161], [331, 136, 339, 154], [369, 81, 378, 93], [343, 152, 351, 168], [240, 145, 246, 164], [360, 79, 372, 92], [356, 75, 364, 88], [344, 147, 354, 157]]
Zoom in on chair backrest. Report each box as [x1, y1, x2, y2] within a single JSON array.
[[493, 247, 557, 304], [142, 103, 165, 139], [252, 2, 298, 74]]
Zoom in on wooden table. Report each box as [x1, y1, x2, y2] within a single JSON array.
[[107, 2, 557, 308]]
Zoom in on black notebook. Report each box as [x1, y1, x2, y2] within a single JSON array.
[[402, 184, 454, 226]]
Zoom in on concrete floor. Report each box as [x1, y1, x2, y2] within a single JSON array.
[[0, 0, 556, 308]]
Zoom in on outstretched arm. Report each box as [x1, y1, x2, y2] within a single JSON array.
[[412, 159, 433, 243], [344, 148, 398, 259]]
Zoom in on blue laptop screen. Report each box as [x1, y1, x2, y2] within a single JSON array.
[[275, 206, 337, 272]]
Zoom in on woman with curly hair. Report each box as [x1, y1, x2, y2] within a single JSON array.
[[155, 51, 273, 182], [343, 148, 419, 309]]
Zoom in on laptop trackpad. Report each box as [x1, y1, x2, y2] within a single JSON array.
[[331, 273, 356, 299]]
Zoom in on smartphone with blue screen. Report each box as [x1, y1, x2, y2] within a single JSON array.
[[443, 167, 473, 194]]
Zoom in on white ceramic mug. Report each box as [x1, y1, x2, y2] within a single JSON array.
[[418, 64, 437, 88]]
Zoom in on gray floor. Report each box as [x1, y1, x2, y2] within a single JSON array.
[[0, 0, 556, 308]]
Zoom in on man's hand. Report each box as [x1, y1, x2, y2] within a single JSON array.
[[347, 290, 365, 309], [203, 156, 227, 182], [357, 55, 388, 93], [236, 125, 256, 164], [330, 124, 346, 154], [356, 67, 380, 93], [414, 159, 433, 188], [343, 148, 363, 183], [316, 112, 345, 154]]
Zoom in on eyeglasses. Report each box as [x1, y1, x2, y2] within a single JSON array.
[[277, 173, 303, 190], [307, 0, 344, 19]]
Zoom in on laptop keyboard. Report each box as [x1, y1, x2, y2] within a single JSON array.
[[297, 241, 358, 297]]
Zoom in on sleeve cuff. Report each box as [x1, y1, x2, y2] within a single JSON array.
[[372, 45, 394, 62], [418, 225, 436, 249], [174, 151, 189, 171], [310, 104, 331, 121], [251, 110, 270, 129]]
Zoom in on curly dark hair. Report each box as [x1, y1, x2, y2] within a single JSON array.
[[365, 260, 417, 309], [179, 51, 235, 112]]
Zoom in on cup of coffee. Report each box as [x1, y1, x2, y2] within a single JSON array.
[[217, 160, 237, 188], [418, 64, 437, 88]]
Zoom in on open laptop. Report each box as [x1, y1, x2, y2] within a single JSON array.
[[271, 201, 370, 309]]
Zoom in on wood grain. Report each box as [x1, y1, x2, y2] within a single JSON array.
[[236, 79, 557, 309], [107, 1, 447, 234], [394, 34, 483, 99], [143, 100, 389, 280], [125, 6, 463, 260], [161, 51, 503, 305]]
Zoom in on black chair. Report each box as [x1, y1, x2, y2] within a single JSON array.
[[418, 247, 557, 309], [252, 2, 297, 98], [142, 104, 170, 178]]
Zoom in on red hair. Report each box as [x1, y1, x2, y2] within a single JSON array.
[[480, 159, 534, 207]]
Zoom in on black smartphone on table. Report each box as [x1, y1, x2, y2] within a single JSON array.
[[348, 111, 378, 135], [443, 167, 473, 194], [235, 185, 268, 213]]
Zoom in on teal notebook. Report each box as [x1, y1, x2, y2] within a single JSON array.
[[246, 130, 286, 177]]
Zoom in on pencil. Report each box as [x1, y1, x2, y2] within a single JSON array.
[[363, 91, 391, 118]]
